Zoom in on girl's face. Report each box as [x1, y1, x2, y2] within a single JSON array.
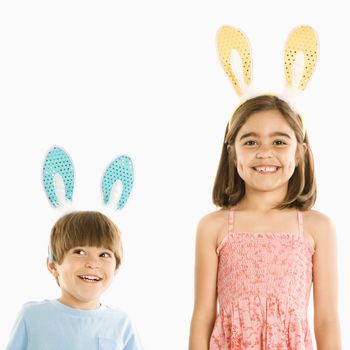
[[48, 246, 117, 310], [234, 109, 303, 195]]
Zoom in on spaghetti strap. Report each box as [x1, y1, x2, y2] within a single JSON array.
[[228, 207, 235, 235], [216, 207, 235, 254], [297, 210, 304, 238]]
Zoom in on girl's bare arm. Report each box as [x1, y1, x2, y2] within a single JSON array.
[[189, 214, 220, 350], [309, 212, 341, 349]]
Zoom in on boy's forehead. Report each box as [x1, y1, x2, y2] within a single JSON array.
[[68, 245, 114, 251]]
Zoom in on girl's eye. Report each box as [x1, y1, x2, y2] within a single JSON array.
[[100, 252, 112, 258], [244, 140, 257, 146], [273, 140, 287, 146]]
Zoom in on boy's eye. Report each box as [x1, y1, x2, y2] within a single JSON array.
[[73, 249, 86, 256]]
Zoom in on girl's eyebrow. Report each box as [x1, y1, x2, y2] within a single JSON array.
[[239, 132, 259, 140], [239, 131, 292, 141]]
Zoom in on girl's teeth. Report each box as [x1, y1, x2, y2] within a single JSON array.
[[255, 166, 277, 172]]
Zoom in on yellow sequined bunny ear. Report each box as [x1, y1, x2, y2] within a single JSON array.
[[284, 26, 319, 91], [217, 26, 252, 96]]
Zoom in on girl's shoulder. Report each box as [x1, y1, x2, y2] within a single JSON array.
[[196, 208, 230, 244], [303, 209, 336, 243], [303, 209, 334, 229], [198, 208, 229, 228]]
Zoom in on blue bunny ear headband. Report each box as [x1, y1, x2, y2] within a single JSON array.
[[217, 25, 319, 133], [43, 146, 134, 262]]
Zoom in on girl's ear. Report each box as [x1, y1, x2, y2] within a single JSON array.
[[43, 146, 75, 208], [47, 257, 58, 277], [102, 155, 134, 211], [301, 142, 308, 154], [227, 144, 237, 165], [296, 143, 308, 165]]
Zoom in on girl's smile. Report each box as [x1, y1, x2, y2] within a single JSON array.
[[234, 109, 302, 195], [252, 164, 280, 174]]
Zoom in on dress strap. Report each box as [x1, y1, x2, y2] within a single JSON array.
[[228, 207, 235, 235], [297, 210, 304, 238]]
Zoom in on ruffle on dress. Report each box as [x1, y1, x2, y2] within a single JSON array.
[[210, 295, 312, 350]]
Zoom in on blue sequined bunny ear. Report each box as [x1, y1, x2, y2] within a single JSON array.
[[102, 155, 134, 210], [42, 147, 75, 207]]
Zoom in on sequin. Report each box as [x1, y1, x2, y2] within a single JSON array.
[[102, 155, 134, 210], [217, 26, 252, 97], [284, 26, 319, 91], [43, 147, 74, 207]]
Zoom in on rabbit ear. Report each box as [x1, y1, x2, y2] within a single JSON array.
[[284, 26, 319, 91], [217, 26, 252, 96], [102, 155, 134, 211], [42, 147, 75, 208]]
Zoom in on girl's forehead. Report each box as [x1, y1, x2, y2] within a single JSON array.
[[239, 110, 295, 135]]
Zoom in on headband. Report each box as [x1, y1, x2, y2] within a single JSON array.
[[42, 146, 134, 262], [217, 25, 319, 130]]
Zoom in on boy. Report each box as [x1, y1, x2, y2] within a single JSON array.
[[6, 211, 143, 350]]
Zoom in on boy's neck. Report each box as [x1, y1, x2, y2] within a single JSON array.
[[58, 295, 101, 310]]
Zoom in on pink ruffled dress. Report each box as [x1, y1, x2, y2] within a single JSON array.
[[210, 207, 315, 350]]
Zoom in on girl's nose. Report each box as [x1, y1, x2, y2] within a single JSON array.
[[256, 146, 273, 159]]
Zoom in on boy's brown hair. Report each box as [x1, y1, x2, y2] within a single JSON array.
[[213, 95, 317, 210], [50, 211, 122, 269]]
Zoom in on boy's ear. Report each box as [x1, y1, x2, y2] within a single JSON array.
[[47, 258, 58, 277]]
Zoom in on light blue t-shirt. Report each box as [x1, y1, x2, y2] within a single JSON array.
[[6, 300, 143, 350]]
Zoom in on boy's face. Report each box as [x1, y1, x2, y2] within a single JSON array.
[[47, 246, 117, 310]]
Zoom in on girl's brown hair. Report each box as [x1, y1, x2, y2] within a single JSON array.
[[213, 95, 316, 210], [50, 211, 122, 269]]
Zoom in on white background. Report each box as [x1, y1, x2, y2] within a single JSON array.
[[0, 1, 349, 349]]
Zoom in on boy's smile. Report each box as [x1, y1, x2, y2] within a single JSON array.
[[78, 274, 103, 282], [48, 246, 117, 310]]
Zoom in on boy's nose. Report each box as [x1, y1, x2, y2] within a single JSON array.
[[85, 258, 101, 269]]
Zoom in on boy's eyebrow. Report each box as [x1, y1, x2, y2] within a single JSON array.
[[239, 131, 292, 140], [70, 246, 114, 252], [101, 248, 114, 252]]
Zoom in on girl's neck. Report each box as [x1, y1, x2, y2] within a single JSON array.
[[238, 187, 286, 212]]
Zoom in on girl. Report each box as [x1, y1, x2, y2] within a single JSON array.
[[189, 95, 341, 349]]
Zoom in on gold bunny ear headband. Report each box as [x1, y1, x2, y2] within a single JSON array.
[[217, 25, 319, 130]]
